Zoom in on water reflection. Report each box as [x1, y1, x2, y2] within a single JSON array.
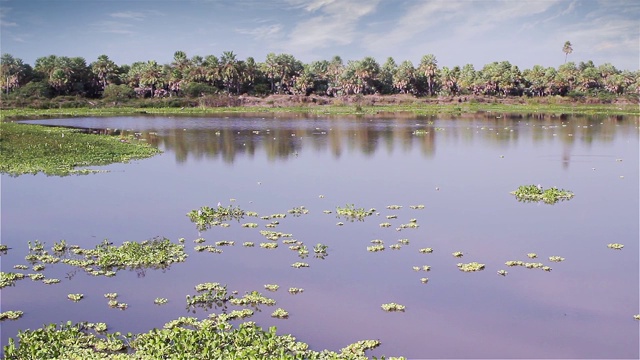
[[68, 113, 635, 168]]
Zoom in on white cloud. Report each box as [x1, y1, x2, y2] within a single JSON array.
[[235, 24, 283, 40], [110, 11, 146, 21], [93, 20, 135, 35]]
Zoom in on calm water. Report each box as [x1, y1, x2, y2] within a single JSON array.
[[1, 114, 638, 359]]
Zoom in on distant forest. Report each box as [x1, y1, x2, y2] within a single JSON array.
[[1, 50, 638, 108]]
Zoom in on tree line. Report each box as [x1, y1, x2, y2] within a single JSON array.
[[1, 50, 638, 103]]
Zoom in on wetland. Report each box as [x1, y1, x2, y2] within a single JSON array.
[[1, 112, 638, 358]]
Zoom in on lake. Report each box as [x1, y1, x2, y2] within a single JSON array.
[[1, 113, 638, 358]]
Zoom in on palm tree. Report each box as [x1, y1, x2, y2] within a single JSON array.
[[140, 60, 165, 96], [562, 41, 573, 64], [418, 54, 438, 96], [393, 60, 415, 94], [91, 54, 117, 91], [220, 51, 239, 94]]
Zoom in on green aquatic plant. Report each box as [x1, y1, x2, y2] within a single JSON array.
[[154, 298, 168, 305], [386, 205, 402, 210], [510, 185, 574, 204], [607, 243, 624, 250], [336, 222, 344, 226], [259, 230, 293, 241], [287, 206, 309, 216], [215, 241, 234, 246], [381, 303, 405, 312], [260, 242, 278, 249], [187, 205, 246, 231], [313, 243, 328, 254], [0, 311, 24, 321], [398, 239, 410, 245], [527, 253, 537, 259], [420, 278, 429, 284], [634, 314, 640, 320], [242, 223, 259, 228], [242, 242, 255, 247], [67, 294, 84, 302], [497, 270, 508, 276], [86, 322, 108, 333], [229, 291, 276, 307], [28, 273, 45, 281], [42, 278, 60, 284], [0, 122, 161, 176], [187, 283, 231, 311], [193, 238, 206, 244], [264, 284, 279, 292], [104, 293, 118, 300], [380, 222, 392, 228], [52, 240, 68, 253], [323, 210, 332, 214], [288, 288, 304, 294], [367, 245, 385, 252], [419, 248, 433, 254], [390, 244, 402, 250], [245, 211, 259, 217], [0, 244, 8, 254], [13, 265, 28, 270], [386, 215, 398, 219], [271, 308, 289, 319], [456, 262, 485, 272], [409, 205, 425, 209], [452, 251, 464, 258], [291, 262, 309, 269], [371, 239, 384, 244], [336, 204, 374, 221], [399, 222, 419, 229], [548, 256, 565, 262]]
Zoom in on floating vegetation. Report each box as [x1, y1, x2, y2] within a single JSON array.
[[259, 230, 293, 241], [420, 278, 429, 284], [390, 244, 402, 250], [548, 256, 565, 262], [419, 248, 433, 254], [271, 308, 289, 319], [282, 239, 298, 245], [607, 243, 624, 250], [0, 311, 24, 321], [13, 265, 28, 270], [371, 239, 384, 244], [67, 294, 84, 302], [242, 223, 259, 228], [527, 253, 537, 259], [215, 241, 235, 247], [242, 242, 255, 247], [264, 284, 279, 292], [187, 205, 246, 231], [287, 206, 309, 216], [3, 317, 385, 359], [260, 243, 278, 249], [386, 215, 398, 219], [28, 273, 45, 281], [154, 298, 168, 305], [367, 245, 385, 252], [386, 205, 402, 210], [497, 270, 508, 276], [336, 204, 374, 221], [336, 222, 344, 226], [313, 243, 328, 254], [379, 222, 392, 228], [398, 239, 410, 245], [323, 210, 332, 214], [291, 262, 309, 268], [413, 129, 429, 135], [505, 260, 524, 267], [399, 222, 419, 229], [104, 293, 118, 300], [409, 205, 425, 209], [245, 211, 259, 217], [193, 238, 206, 244], [510, 185, 574, 204], [52, 240, 67, 253], [634, 314, 640, 320], [229, 291, 276, 307], [0, 244, 8, 254], [298, 244, 309, 258], [187, 283, 230, 311], [288, 288, 304, 294], [381, 303, 405, 312], [452, 251, 464, 258], [457, 262, 485, 272], [0, 122, 160, 176], [43, 278, 60, 284]]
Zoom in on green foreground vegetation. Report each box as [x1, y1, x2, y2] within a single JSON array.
[[0, 122, 160, 176]]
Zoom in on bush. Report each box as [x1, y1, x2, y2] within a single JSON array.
[[102, 84, 135, 101], [183, 82, 218, 98]]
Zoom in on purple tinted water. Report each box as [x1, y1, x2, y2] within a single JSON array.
[[1, 114, 638, 358]]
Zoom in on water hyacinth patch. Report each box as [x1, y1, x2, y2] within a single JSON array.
[[260, 242, 278, 249], [452, 251, 464, 258], [527, 253, 537, 259], [67, 294, 84, 302], [271, 308, 289, 319], [497, 270, 508, 276], [287, 206, 309, 216], [456, 262, 485, 272], [419, 248, 433, 254], [380, 222, 392, 228], [187, 205, 246, 231], [386, 205, 402, 210], [549, 256, 565, 262], [0, 311, 24, 321], [242, 242, 255, 247], [607, 243, 624, 250], [510, 185, 574, 204], [420, 278, 429, 283], [242, 223, 259, 228], [215, 241, 234, 246], [409, 205, 425, 209], [367, 245, 385, 252], [43, 278, 60, 284], [390, 244, 402, 250], [336, 204, 374, 221], [288, 288, 304, 294], [291, 262, 309, 269], [381, 303, 406, 312], [154, 298, 168, 305], [264, 284, 279, 292], [229, 291, 276, 307]]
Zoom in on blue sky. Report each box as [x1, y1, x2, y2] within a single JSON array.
[[1, 0, 638, 70]]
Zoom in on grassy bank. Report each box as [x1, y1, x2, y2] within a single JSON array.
[[0, 122, 161, 176], [1, 101, 638, 121]]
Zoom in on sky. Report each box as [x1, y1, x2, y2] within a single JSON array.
[[1, 0, 638, 71]]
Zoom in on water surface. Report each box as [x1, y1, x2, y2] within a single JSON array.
[[2, 114, 638, 358]]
